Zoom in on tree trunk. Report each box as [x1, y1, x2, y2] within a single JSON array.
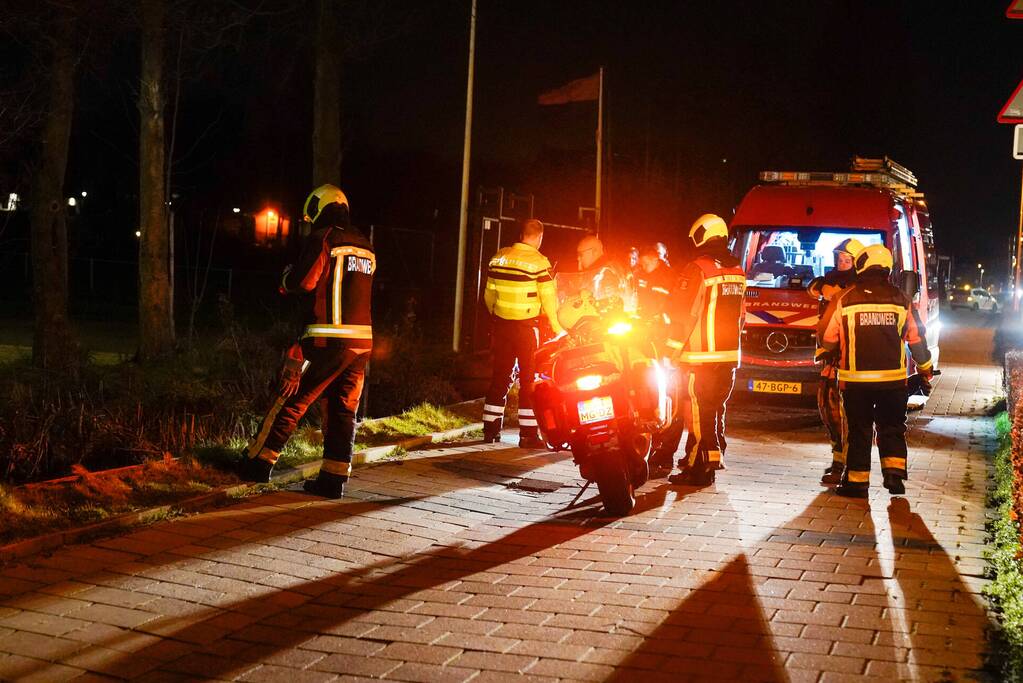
[[30, 12, 77, 372], [312, 0, 342, 187], [138, 0, 174, 360]]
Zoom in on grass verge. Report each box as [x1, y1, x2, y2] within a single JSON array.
[[985, 411, 1023, 680], [1, 402, 477, 548], [355, 402, 474, 447], [0, 455, 240, 546]]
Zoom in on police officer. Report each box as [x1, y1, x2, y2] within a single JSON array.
[[660, 214, 746, 486], [482, 219, 563, 448], [808, 238, 863, 484], [818, 244, 933, 498], [240, 184, 374, 498]]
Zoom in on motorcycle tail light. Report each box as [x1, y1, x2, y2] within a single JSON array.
[[575, 374, 602, 391], [607, 321, 633, 336]]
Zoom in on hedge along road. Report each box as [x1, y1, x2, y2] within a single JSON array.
[[0, 307, 1000, 682]]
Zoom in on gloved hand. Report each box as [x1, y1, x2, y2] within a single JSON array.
[[279, 357, 303, 398], [918, 366, 934, 395], [815, 348, 838, 366]]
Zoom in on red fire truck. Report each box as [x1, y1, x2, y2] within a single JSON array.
[[731, 157, 940, 397]]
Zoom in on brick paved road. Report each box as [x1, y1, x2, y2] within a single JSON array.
[[0, 323, 1000, 682]]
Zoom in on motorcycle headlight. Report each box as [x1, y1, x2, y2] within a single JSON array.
[[575, 374, 602, 391]]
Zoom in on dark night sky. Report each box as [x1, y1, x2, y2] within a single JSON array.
[[25, 1, 1023, 283], [355, 1, 1022, 273]]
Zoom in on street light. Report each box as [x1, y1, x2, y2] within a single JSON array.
[[978, 263, 985, 288]]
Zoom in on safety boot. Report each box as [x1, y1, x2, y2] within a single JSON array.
[[821, 463, 843, 485], [883, 473, 906, 495], [518, 435, 546, 450], [835, 483, 868, 498], [648, 450, 675, 476], [238, 455, 274, 483], [303, 472, 347, 499], [483, 425, 502, 444], [668, 467, 714, 487]]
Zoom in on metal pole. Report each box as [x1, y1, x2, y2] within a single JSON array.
[[595, 66, 604, 234], [1015, 164, 1023, 314], [452, 0, 477, 352]]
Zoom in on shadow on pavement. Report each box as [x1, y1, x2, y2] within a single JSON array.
[[607, 553, 789, 682], [886, 497, 993, 677], [15, 486, 672, 680]]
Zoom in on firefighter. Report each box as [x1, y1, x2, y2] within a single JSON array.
[[818, 244, 933, 498], [659, 214, 746, 486], [807, 237, 864, 484], [482, 219, 563, 448], [239, 184, 374, 498]]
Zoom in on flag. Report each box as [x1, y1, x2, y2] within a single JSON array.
[[538, 72, 599, 106]]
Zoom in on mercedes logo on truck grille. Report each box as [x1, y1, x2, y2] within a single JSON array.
[[766, 332, 790, 354]]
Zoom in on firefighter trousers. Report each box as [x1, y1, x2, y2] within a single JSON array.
[[817, 373, 847, 467], [841, 384, 908, 490], [483, 318, 539, 439], [656, 364, 735, 472], [248, 339, 370, 481]]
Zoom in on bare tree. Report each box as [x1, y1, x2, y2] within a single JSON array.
[[29, 10, 78, 371], [312, 0, 418, 186], [137, 0, 175, 360]]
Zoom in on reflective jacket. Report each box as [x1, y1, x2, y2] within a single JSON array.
[[818, 269, 931, 387], [809, 267, 857, 365], [807, 267, 856, 302], [282, 224, 374, 348], [666, 245, 746, 366], [636, 262, 675, 322], [484, 242, 563, 334]]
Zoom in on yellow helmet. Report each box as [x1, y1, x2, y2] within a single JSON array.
[[854, 243, 893, 274], [834, 237, 864, 258], [689, 213, 729, 247], [303, 184, 349, 224], [557, 292, 599, 331]]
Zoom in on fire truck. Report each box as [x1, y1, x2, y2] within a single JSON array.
[[731, 157, 940, 397]]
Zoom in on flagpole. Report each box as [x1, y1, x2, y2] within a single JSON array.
[[595, 66, 604, 234], [452, 0, 477, 352]]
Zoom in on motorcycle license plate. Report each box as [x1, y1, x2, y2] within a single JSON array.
[[578, 396, 614, 424], [749, 379, 801, 395]]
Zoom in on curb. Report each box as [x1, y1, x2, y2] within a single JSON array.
[[0, 422, 483, 565]]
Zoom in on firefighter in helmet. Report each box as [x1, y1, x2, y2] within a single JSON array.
[[482, 219, 563, 448], [807, 237, 864, 484], [656, 214, 746, 486], [239, 184, 375, 498], [818, 244, 933, 497]]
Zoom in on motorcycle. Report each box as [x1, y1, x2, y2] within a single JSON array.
[[532, 276, 673, 515]]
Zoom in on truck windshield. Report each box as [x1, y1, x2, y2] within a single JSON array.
[[732, 227, 884, 288]]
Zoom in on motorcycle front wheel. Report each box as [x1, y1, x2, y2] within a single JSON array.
[[595, 455, 636, 516]]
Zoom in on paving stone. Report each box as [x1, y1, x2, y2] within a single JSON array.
[[0, 355, 997, 681]]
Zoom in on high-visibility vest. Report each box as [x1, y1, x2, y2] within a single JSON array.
[[282, 226, 375, 347], [484, 242, 563, 334], [818, 272, 932, 386], [667, 254, 746, 365]]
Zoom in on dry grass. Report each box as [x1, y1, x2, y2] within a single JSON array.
[[0, 455, 240, 545]]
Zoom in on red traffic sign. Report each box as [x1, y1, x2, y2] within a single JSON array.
[[1000, 78, 1023, 123], [1009, 0, 1023, 18]]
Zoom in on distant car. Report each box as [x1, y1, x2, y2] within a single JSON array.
[[948, 287, 999, 312]]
